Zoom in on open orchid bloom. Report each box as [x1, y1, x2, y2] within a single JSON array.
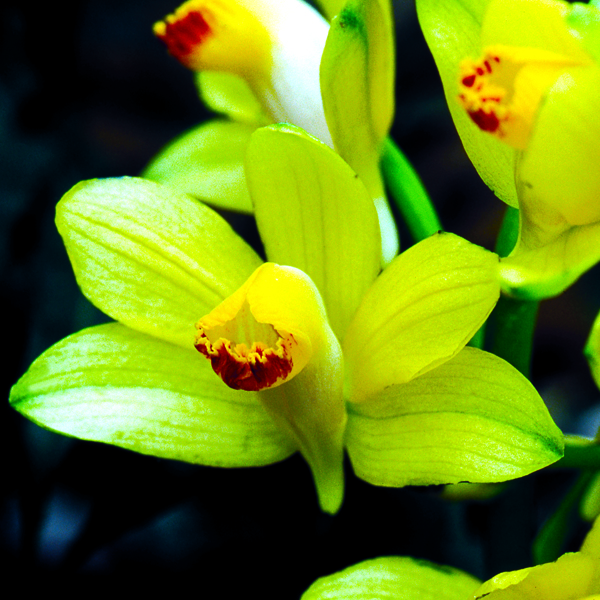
[[147, 0, 399, 265], [417, 0, 600, 299], [10, 125, 562, 514], [300, 515, 600, 600]]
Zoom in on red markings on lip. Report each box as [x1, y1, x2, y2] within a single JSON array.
[[156, 11, 212, 63], [195, 333, 294, 392], [461, 74, 476, 87], [467, 108, 500, 133]]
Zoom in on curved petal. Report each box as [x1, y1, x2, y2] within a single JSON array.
[[195, 71, 270, 125], [518, 67, 600, 227], [320, 0, 394, 162], [261, 334, 346, 514], [9, 323, 294, 467], [416, 0, 519, 208], [343, 232, 499, 403], [245, 124, 380, 339], [345, 346, 563, 488], [481, 0, 588, 60], [142, 119, 257, 213], [499, 219, 600, 299], [320, 0, 398, 264], [195, 261, 347, 512], [56, 177, 262, 349], [301, 556, 481, 600], [473, 553, 595, 600]]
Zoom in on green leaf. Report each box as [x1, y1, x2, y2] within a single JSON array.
[[345, 346, 563, 487], [301, 556, 481, 600], [10, 323, 294, 466], [56, 177, 262, 349], [245, 124, 380, 340], [343, 232, 500, 402], [143, 120, 257, 213]]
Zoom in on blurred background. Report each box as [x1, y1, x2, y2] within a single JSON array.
[[2, 0, 600, 591]]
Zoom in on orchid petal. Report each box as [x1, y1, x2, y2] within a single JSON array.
[[345, 346, 563, 488], [481, 0, 587, 59], [320, 0, 398, 264], [261, 336, 346, 514], [499, 220, 600, 299], [518, 67, 600, 228], [301, 556, 482, 600], [473, 553, 596, 600], [194, 262, 347, 513], [195, 71, 270, 125], [10, 323, 294, 466], [416, 0, 519, 208], [143, 120, 256, 213], [245, 124, 380, 340], [56, 177, 262, 349], [343, 232, 499, 403]]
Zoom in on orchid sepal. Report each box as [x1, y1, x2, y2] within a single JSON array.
[[320, 0, 398, 264]]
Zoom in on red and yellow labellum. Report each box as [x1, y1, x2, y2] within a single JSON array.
[[458, 45, 581, 150], [154, 0, 272, 80], [195, 263, 326, 392], [196, 302, 298, 392]]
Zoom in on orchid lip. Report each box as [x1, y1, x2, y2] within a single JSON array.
[[195, 325, 297, 392]]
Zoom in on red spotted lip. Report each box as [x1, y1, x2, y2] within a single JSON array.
[[195, 332, 294, 392], [156, 11, 212, 65]]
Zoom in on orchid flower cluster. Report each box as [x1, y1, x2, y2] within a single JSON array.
[[9, 0, 600, 592]]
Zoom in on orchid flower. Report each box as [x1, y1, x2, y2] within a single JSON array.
[[147, 0, 399, 264], [10, 125, 562, 514], [417, 0, 600, 299], [301, 515, 600, 600]]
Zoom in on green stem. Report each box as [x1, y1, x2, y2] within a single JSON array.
[[555, 441, 600, 470], [532, 470, 595, 565], [381, 138, 442, 242], [486, 206, 539, 376]]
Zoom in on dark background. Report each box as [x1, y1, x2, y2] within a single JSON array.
[[2, 0, 600, 592]]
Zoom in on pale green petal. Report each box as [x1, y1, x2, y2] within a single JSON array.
[[301, 556, 482, 600], [321, 0, 398, 264], [245, 124, 380, 340], [195, 71, 270, 126], [10, 323, 294, 466], [142, 120, 256, 213], [321, 0, 394, 160], [345, 346, 563, 487], [416, 0, 519, 208], [481, 0, 588, 60], [518, 67, 600, 228], [567, 3, 600, 63], [261, 332, 346, 514], [473, 553, 596, 600], [56, 177, 262, 349], [499, 220, 600, 299], [343, 232, 499, 403]]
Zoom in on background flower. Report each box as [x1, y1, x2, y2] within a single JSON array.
[[417, 0, 600, 298]]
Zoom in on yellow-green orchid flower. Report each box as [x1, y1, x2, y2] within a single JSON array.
[[417, 0, 600, 299], [146, 0, 399, 264], [301, 515, 600, 600], [10, 124, 562, 514]]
